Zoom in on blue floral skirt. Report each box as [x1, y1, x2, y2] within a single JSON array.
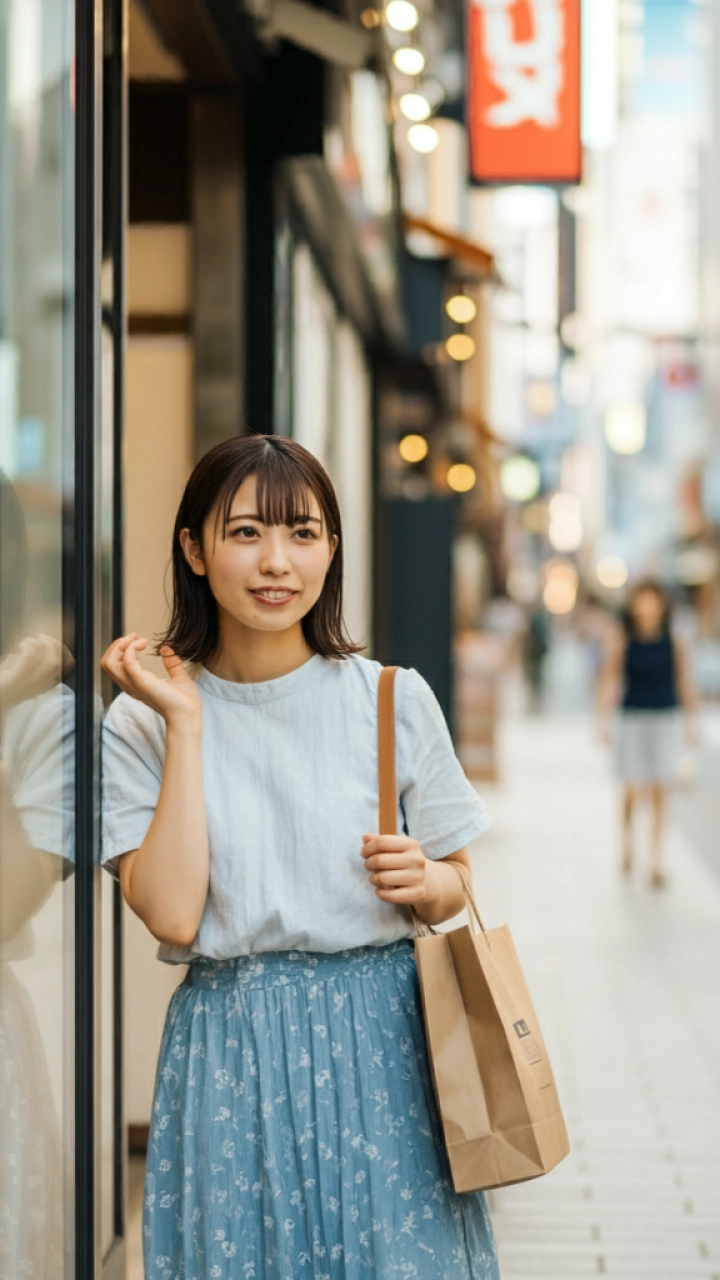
[[144, 939, 499, 1280]]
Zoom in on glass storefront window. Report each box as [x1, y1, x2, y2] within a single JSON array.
[[0, 1, 75, 1274]]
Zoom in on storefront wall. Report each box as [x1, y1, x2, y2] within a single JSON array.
[[1, 0, 126, 1275]]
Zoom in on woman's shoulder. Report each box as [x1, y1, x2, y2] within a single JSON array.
[[328, 652, 383, 689], [330, 654, 427, 695], [332, 657, 439, 724]]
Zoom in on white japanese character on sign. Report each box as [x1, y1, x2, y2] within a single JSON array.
[[477, 0, 566, 129]]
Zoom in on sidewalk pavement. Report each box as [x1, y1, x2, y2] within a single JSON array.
[[471, 713, 720, 1280]]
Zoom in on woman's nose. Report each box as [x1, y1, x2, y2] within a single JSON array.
[[258, 535, 291, 574]]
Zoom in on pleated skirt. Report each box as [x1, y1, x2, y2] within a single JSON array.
[[144, 939, 499, 1280]]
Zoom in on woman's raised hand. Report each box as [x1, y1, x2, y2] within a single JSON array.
[[101, 635, 202, 728]]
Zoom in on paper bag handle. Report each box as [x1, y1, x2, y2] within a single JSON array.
[[377, 666, 486, 934]]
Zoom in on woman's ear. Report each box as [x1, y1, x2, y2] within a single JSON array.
[[179, 528, 207, 577], [328, 533, 339, 563]]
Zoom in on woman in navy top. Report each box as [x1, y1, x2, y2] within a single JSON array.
[[599, 579, 698, 887]]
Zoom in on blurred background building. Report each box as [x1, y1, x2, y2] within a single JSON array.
[[1, 0, 720, 1277]]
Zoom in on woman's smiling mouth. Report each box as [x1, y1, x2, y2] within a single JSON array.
[[249, 588, 298, 606]]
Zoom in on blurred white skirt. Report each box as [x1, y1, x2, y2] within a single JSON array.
[[615, 710, 681, 785]]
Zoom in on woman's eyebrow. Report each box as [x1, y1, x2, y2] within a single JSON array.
[[226, 513, 322, 525]]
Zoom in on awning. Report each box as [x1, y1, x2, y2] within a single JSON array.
[[404, 214, 497, 280]]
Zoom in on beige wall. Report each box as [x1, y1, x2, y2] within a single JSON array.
[[123, 223, 195, 1124], [124, 334, 194, 1124]]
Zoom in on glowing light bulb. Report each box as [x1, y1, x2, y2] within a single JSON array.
[[398, 433, 429, 463], [385, 0, 419, 32], [400, 92, 431, 121], [596, 555, 628, 589], [393, 46, 425, 75], [605, 402, 646, 455], [407, 122, 439, 153], [500, 456, 541, 503], [543, 561, 578, 615], [445, 294, 477, 324], [447, 463, 476, 493], [548, 492, 583, 552], [445, 333, 475, 362]]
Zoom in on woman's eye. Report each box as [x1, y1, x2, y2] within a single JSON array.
[[293, 527, 317, 540], [233, 526, 259, 539]]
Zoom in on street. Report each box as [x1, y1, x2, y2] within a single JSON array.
[[477, 712, 720, 1279]]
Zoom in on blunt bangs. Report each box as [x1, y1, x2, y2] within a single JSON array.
[[158, 434, 362, 666], [215, 443, 316, 539]]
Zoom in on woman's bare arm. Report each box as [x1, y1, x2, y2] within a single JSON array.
[[597, 623, 624, 740], [415, 847, 473, 927], [103, 636, 209, 947], [674, 635, 700, 743], [117, 721, 208, 946]]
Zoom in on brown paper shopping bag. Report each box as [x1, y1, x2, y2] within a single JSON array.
[[378, 666, 570, 1194]]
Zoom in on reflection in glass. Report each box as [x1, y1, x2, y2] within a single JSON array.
[[0, 1, 75, 1274], [0, 475, 74, 1275]]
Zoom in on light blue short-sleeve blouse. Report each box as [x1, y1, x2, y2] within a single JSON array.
[[101, 654, 491, 961]]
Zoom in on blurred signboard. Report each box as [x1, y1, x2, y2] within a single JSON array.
[[468, 0, 582, 184]]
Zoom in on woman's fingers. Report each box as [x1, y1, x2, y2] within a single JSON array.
[[368, 868, 421, 887], [364, 858, 424, 881], [101, 633, 137, 672], [102, 635, 157, 698], [374, 884, 426, 903], [159, 647, 191, 682], [362, 835, 426, 899], [120, 640, 162, 693], [361, 835, 417, 858]]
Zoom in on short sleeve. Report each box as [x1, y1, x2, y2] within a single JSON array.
[[101, 694, 165, 875], [4, 684, 75, 860], [395, 667, 491, 859]]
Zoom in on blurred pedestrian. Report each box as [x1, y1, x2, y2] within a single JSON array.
[[523, 604, 549, 711], [599, 578, 699, 887], [578, 593, 614, 697], [100, 436, 499, 1279]]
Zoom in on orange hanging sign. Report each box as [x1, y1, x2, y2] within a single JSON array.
[[468, 0, 582, 184]]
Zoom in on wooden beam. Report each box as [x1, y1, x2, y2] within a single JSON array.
[[140, 0, 233, 82], [404, 213, 496, 278]]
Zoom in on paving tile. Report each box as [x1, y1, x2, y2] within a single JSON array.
[[475, 714, 720, 1280]]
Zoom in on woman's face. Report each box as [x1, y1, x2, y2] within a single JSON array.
[[180, 475, 337, 637], [630, 588, 665, 636]]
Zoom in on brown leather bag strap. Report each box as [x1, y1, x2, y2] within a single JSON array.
[[378, 665, 399, 836], [376, 664, 487, 934]]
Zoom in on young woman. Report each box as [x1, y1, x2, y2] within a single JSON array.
[[599, 578, 698, 887], [101, 435, 499, 1279]]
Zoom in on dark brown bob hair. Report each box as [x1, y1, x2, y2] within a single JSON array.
[[622, 577, 673, 637], [158, 435, 362, 665]]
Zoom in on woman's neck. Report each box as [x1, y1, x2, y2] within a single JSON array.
[[206, 617, 315, 684]]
